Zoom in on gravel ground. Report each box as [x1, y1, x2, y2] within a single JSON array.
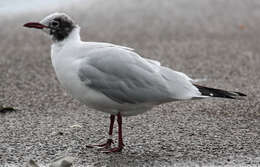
[[0, 0, 260, 166]]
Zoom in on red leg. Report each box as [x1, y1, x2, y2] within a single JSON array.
[[103, 113, 124, 153], [86, 115, 115, 148]]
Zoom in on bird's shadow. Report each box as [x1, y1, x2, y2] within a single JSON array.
[[80, 145, 175, 166], [92, 153, 170, 166]]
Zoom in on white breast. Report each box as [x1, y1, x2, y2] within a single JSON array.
[[51, 42, 120, 111]]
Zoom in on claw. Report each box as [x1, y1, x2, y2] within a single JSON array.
[[87, 113, 125, 153], [101, 146, 124, 153], [86, 139, 114, 149]]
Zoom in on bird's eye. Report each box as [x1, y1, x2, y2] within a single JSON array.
[[51, 21, 59, 27]]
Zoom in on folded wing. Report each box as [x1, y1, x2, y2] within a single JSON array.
[[78, 46, 202, 104]]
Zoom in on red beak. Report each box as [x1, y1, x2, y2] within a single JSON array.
[[23, 22, 49, 29]]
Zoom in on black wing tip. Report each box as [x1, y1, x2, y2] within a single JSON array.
[[194, 84, 247, 99], [234, 91, 247, 97]]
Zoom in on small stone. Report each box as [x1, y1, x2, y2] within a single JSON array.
[[26, 159, 40, 167], [49, 156, 74, 167], [70, 124, 82, 128], [0, 106, 16, 113], [58, 131, 64, 135]]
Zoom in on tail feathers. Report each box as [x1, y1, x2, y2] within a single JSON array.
[[193, 84, 246, 99]]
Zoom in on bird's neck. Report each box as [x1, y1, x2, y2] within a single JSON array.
[[53, 26, 81, 45]]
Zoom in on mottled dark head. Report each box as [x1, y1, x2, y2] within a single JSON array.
[[24, 13, 76, 42]]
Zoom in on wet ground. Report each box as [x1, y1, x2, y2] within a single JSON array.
[[0, 0, 260, 166]]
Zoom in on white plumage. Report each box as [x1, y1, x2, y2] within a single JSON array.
[[50, 26, 203, 116]]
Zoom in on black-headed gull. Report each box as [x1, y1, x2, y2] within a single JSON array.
[[24, 13, 246, 153]]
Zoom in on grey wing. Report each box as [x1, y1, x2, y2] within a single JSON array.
[[78, 47, 172, 104]]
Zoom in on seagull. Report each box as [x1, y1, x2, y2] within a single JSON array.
[[24, 13, 246, 153]]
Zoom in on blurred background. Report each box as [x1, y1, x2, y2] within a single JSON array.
[[0, 0, 259, 166]]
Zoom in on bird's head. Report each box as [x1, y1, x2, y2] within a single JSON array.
[[24, 13, 76, 42]]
